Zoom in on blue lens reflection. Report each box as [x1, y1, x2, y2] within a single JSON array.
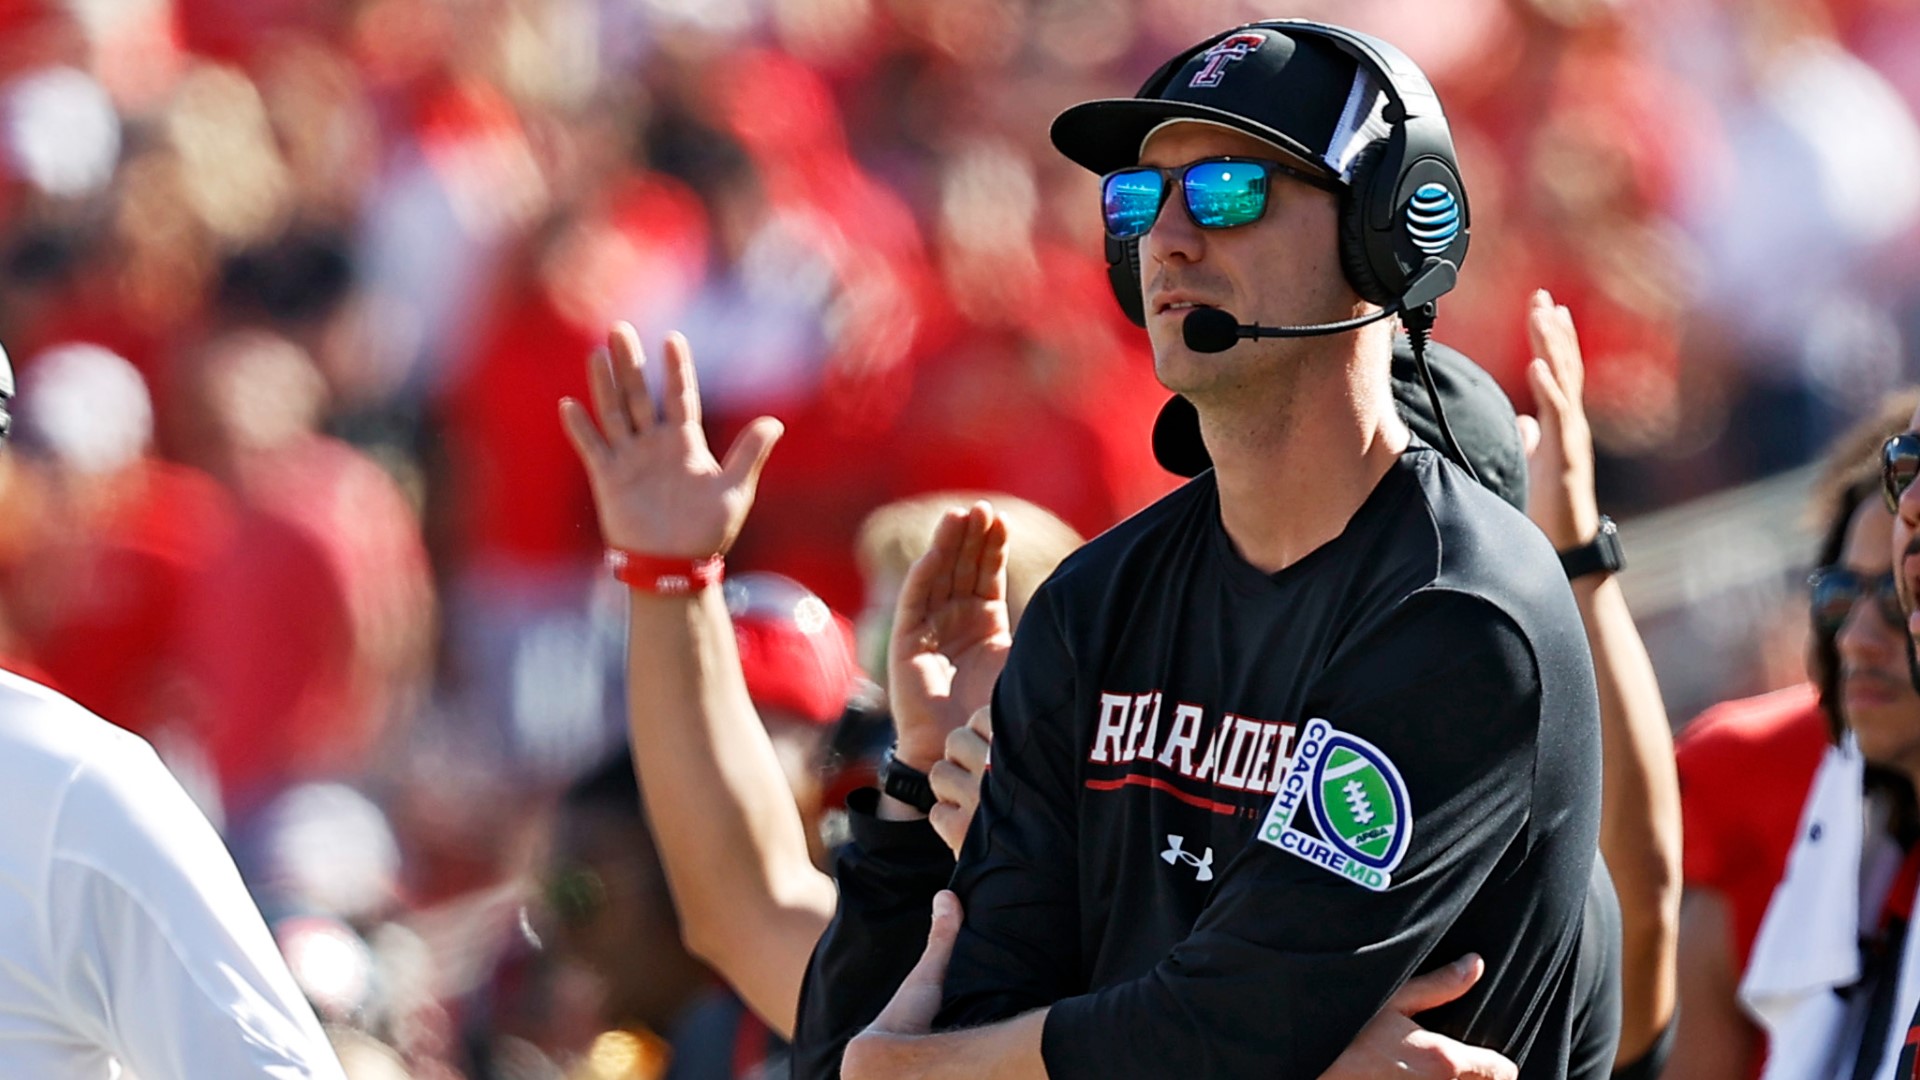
[[1183, 161, 1268, 229], [1103, 170, 1164, 239]]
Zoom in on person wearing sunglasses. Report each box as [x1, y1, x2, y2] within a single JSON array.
[[1867, 396, 1920, 1080], [1668, 390, 1920, 1080], [815, 21, 1614, 1080], [1888, 426, 1920, 629]]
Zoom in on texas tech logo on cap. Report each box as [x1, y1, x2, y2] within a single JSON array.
[[1189, 33, 1265, 88]]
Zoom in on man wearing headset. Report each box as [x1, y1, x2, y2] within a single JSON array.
[[832, 22, 1616, 1080]]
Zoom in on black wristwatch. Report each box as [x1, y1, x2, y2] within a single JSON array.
[[1558, 515, 1625, 582], [879, 747, 937, 813]]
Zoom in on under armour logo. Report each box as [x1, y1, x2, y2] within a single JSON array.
[[1189, 34, 1265, 89], [1162, 834, 1214, 882]]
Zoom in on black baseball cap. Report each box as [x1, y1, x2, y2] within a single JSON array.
[[1151, 336, 1530, 512], [1052, 25, 1378, 181]]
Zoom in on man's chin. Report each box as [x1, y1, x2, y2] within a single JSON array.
[[1152, 351, 1220, 397]]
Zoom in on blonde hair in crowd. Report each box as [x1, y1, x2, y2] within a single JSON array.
[[856, 492, 1085, 627]]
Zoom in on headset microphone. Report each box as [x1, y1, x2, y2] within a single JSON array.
[[1181, 259, 1461, 353], [1181, 305, 1399, 353], [1177, 298, 1478, 485]]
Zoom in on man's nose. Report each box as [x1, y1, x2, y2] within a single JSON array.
[[1142, 187, 1204, 268]]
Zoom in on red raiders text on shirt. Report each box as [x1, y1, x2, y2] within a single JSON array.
[[1084, 689, 1297, 813]]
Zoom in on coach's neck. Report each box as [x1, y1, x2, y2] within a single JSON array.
[[1196, 329, 1406, 575]]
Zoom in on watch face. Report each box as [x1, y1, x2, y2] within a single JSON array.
[[1598, 518, 1625, 571]]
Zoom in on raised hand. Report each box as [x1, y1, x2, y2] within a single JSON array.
[[559, 323, 782, 558], [1517, 290, 1599, 551], [888, 503, 1012, 772]]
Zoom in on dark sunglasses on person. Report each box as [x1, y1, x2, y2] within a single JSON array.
[[1882, 432, 1920, 514], [544, 864, 609, 930], [1809, 565, 1905, 637], [1101, 155, 1344, 240]]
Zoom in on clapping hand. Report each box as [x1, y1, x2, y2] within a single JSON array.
[[887, 503, 1013, 775]]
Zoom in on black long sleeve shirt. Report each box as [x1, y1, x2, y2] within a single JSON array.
[[935, 447, 1617, 1079]]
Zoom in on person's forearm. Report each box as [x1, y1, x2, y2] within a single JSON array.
[[1574, 576, 1680, 1060], [1667, 889, 1758, 1080], [625, 587, 837, 1036], [846, 1008, 1049, 1080]]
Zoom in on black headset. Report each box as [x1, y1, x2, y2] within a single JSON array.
[[1105, 20, 1471, 328]]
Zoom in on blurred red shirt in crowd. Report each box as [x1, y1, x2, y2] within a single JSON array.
[[28, 460, 234, 740], [1677, 682, 1829, 968]]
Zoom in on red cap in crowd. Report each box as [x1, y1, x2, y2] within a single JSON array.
[[725, 573, 863, 726]]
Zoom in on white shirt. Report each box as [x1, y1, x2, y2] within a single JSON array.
[[0, 669, 346, 1078]]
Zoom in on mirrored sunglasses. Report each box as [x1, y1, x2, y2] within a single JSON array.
[[1101, 155, 1342, 241], [1882, 432, 1920, 514]]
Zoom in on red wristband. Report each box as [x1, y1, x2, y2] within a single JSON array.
[[606, 548, 725, 595]]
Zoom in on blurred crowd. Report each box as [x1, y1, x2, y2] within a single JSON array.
[[3, 0, 1920, 1075]]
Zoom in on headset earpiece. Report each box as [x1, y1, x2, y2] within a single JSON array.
[[1337, 141, 1395, 306], [1346, 121, 1467, 310], [1107, 234, 1148, 328]]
